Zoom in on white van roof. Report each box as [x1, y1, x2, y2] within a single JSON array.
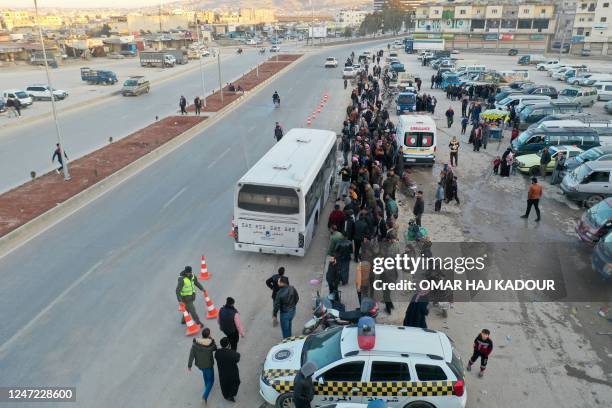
[[397, 114, 436, 130]]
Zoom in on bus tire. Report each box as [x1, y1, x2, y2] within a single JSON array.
[[403, 402, 435, 408], [275, 393, 295, 408]]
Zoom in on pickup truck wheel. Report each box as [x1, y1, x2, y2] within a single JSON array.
[[403, 402, 435, 408], [585, 195, 604, 208], [275, 393, 294, 408]]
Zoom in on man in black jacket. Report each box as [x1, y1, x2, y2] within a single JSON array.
[[293, 362, 316, 408], [326, 257, 340, 295], [215, 337, 241, 402], [413, 191, 425, 226], [176, 266, 205, 326], [272, 277, 299, 338], [265, 267, 285, 301], [218, 297, 245, 350], [353, 213, 369, 263], [334, 238, 353, 285]]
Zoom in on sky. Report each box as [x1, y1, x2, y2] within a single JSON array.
[[0, 0, 165, 8]]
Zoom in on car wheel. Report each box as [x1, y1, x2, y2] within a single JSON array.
[[275, 393, 295, 408], [529, 166, 540, 176], [403, 402, 435, 408], [585, 195, 604, 208]]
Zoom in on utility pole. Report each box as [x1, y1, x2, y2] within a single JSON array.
[[217, 48, 223, 104], [159, 0, 163, 32], [34, 0, 69, 181], [194, 16, 206, 107]]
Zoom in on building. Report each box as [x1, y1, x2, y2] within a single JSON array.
[[374, 0, 425, 12], [414, 1, 557, 52], [572, 0, 612, 55], [335, 9, 369, 27]]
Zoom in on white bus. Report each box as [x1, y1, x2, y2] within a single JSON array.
[[233, 128, 337, 256]]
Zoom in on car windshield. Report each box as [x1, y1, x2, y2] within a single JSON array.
[[517, 130, 533, 144], [561, 89, 578, 97], [578, 148, 603, 163], [570, 164, 591, 182], [301, 326, 343, 368], [397, 94, 415, 104], [520, 106, 535, 118], [587, 200, 612, 227], [326, 58, 334, 61], [124, 80, 138, 86], [15, 91, 28, 98]]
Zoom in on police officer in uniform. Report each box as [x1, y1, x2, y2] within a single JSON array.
[[176, 266, 206, 326]]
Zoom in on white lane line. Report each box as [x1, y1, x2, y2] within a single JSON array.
[[247, 125, 257, 133], [162, 186, 187, 210], [0, 260, 103, 358], [207, 147, 231, 169]]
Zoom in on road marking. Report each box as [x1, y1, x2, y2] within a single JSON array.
[[162, 187, 187, 209], [0, 260, 103, 358], [207, 147, 231, 169], [247, 125, 257, 133]]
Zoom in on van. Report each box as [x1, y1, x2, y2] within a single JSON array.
[[518, 102, 583, 129], [515, 98, 558, 115], [561, 161, 612, 207], [396, 114, 437, 165], [455, 65, 486, 75], [2, 89, 33, 107], [121, 76, 150, 96], [528, 113, 593, 129], [561, 67, 589, 81], [518, 54, 547, 65], [495, 94, 550, 110], [558, 87, 598, 107], [511, 127, 600, 156], [593, 82, 612, 101]]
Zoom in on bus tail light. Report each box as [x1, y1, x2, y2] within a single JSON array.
[[453, 380, 464, 397], [298, 233, 305, 248]]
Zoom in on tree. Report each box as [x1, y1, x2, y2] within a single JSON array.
[[343, 26, 353, 38], [100, 23, 111, 37], [359, 5, 406, 36]]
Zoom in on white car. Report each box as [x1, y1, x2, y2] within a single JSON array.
[[26, 85, 68, 101], [246, 39, 257, 45], [2, 89, 33, 106], [270, 45, 280, 53], [324, 57, 338, 68], [259, 325, 467, 408], [343, 66, 356, 78], [536, 60, 560, 71]]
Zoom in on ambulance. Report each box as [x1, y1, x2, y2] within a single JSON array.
[[396, 114, 437, 165], [259, 322, 467, 408]]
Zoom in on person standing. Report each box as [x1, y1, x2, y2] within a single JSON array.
[[293, 362, 316, 408], [434, 182, 445, 212], [328, 224, 344, 256], [551, 152, 565, 185], [403, 290, 430, 328], [334, 238, 353, 285], [450, 176, 460, 205], [193, 96, 202, 115], [337, 164, 351, 200], [273, 276, 299, 338], [274, 122, 284, 142], [461, 116, 468, 135], [521, 177, 542, 221], [539, 147, 551, 178], [215, 337, 241, 402], [187, 328, 217, 403], [13, 97, 21, 117], [431, 96, 437, 114], [328, 204, 345, 232], [265, 267, 285, 302], [461, 97, 468, 117], [449, 136, 459, 167], [217, 297, 245, 351], [430, 74, 435, 89], [382, 170, 399, 200], [353, 213, 369, 262], [466, 329, 494, 378], [179, 95, 187, 115], [176, 266, 206, 326], [445, 106, 454, 128], [326, 256, 341, 295], [413, 191, 424, 226], [52, 143, 68, 174]]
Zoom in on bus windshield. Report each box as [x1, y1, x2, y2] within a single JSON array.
[[397, 94, 415, 105], [405, 132, 434, 147], [237, 184, 299, 214]]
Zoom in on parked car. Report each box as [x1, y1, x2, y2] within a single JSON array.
[[591, 231, 612, 280], [516, 145, 583, 175], [523, 85, 558, 99], [2, 89, 33, 107], [536, 60, 560, 71], [26, 84, 68, 101], [558, 87, 598, 107], [593, 82, 612, 101], [606, 100, 612, 114], [512, 126, 600, 156], [121, 76, 150, 96], [324, 57, 338, 68], [561, 161, 612, 207], [390, 61, 406, 72], [508, 48, 518, 56], [269, 45, 280, 52], [518, 102, 583, 129], [342, 66, 356, 79], [563, 146, 612, 176], [576, 198, 612, 243], [581, 49, 591, 57]]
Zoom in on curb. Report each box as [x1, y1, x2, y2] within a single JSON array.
[[0, 54, 305, 259]]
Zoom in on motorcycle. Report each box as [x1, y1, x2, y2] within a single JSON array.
[[302, 292, 378, 335], [237, 48, 243, 55], [273, 97, 280, 108]]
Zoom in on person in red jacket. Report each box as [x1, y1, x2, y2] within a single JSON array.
[[467, 328, 493, 377], [328, 204, 345, 232]]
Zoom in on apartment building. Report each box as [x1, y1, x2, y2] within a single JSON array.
[[373, 0, 425, 12], [414, 1, 557, 52], [572, 0, 612, 55], [335, 9, 369, 27]]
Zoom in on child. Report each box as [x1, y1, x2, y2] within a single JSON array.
[[492, 156, 501, 175], [467, 329, 493, 377], [434, 182, 445, 212], [461, 116, 469, 135]]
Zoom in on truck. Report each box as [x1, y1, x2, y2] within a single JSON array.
[[518, 54, 548, 65], [411, 39, 445, 51], [80, 67, 118, 85], [29, 50, 58, 68], [161, 49, 188, 65], [140, 52, 176, 68]]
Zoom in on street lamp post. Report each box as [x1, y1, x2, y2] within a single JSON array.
[[217, 48, 223, 104], [34, 0, 69, 181], [194, 17, 206, 107]]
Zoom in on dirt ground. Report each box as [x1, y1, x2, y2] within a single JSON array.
[[0, 116, 205, 238]]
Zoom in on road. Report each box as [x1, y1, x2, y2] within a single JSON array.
[[0, 39, 387, 408], [0, 48, 277, 193], [0, 43, 611, 408]]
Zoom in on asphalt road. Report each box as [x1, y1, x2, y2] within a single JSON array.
[[0, 40, 389, 408], [0, 48, 273, 193]]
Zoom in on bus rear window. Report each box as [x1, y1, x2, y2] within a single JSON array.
[[405, 132, 434, 147], [237, 184, 299, 214]]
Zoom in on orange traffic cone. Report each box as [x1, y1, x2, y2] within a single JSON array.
[[199, 256, 211, 280], [178, 302, 186, 312], [204, 291, 219, 319], [183, 310, 201, 336], [228, 220, 236, 238]]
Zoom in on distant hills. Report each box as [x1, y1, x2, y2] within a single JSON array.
[[160, 0, 371, 13]]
